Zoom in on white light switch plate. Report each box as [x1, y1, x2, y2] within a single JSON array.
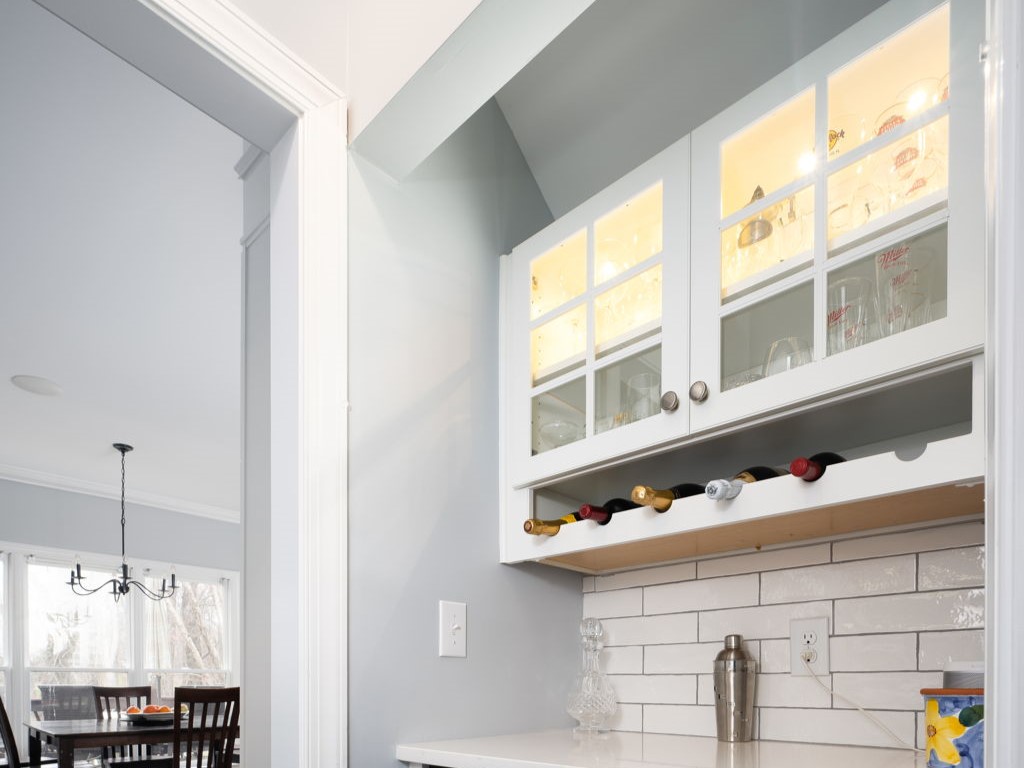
[[439, 600, 467, 658]]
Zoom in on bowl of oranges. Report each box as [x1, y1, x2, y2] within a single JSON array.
[[124, 704, 188, 724]]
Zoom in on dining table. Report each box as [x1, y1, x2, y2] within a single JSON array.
[[25, 716, 239, 768]]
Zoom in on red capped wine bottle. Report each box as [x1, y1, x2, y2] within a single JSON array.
[[631, 483, 706, 512], [705, 466, 784, 501], [577, 497, 638, 525], [790, 452, 846, 482], [523, 512, 582, 536]]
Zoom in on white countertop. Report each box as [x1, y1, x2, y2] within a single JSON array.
[[396, 730, 928, 768]]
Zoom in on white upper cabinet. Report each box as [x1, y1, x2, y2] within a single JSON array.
[[689, 0, 983, 431], [499, 0, 985, 572], [503, 138, 690, 489]]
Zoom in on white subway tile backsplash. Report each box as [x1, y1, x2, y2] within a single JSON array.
[[645, 573, 758, 615], [644, 640, 759, 675], [596, 562, 696, 591], [697, 674, 714, 705], [583, 588, 642, 618], [832, 522, 983, 562], [609, 674, 696, 704], [760, 556, 915, 604], [697, 543, 831, 579], [832, 672, 942, 711], [756, 673, 832, 708], [758, 639, 791, 673], [607, 703, 642, 732], [919, 546, 985, 590], [602, 613, 698, 646], [699, 601, 832, 642], [759, 707, 917, 749], [601, 645, 643, 675], [643, 705, 717, 737], [582, 523, 985, 749], [918, 630, 985, 671], [830, 633, 918, 672], [835, 589, 984, 634]]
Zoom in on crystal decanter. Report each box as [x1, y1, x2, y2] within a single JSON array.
[[566, 617, 617, 734]]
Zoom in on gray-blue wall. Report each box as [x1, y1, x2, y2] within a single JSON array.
[[0, 478, 241, 570], [348, 99, 582, 767]]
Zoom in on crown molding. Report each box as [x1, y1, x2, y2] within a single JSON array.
[[0, 464, 240, 523], [141, 0, 344, 113]]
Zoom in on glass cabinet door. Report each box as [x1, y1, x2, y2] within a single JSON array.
[[508, 138, 689, 486], [690, 0, 980, 433]]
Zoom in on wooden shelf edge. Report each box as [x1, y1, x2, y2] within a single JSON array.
[[539, 482, 983, 574]]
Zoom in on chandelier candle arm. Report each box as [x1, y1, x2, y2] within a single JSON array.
[[66, 443, 178, 602]]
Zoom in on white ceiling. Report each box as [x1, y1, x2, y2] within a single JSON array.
[[0, 0, 243, 520], [495, 0, 889, 218]]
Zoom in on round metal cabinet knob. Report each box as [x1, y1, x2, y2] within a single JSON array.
[[660, 390, 680, 412], [688, 381, 709, 403]]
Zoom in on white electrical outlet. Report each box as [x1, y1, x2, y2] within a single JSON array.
[[439, 600, 467, 658], [790, 617, 829, 676]]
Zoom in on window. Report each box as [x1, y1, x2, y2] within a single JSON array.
[[0, 545, 237, 756]]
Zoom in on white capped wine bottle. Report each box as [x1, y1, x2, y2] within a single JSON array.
[[790, 452, 846, 482], [705, 466, 784, 501], [631, 483, 706, 512]]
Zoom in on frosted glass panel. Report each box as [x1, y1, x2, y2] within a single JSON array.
[[530, 229, 586, 320], [595, 347, 662, 434], [594, 183, 663, 285], [827, 117, 948, 242], [828, 5, 949, 160], [532, 378, 585, 455], [594, 265, 662, 356], [721, 88, 816, 218], [531, 304, 586, 385], [721, 185, 814, 299]]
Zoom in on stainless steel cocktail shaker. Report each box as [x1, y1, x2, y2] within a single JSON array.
[[713, 634, 756, 742]]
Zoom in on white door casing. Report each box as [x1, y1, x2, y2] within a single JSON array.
[[30, 1, 349, 766]]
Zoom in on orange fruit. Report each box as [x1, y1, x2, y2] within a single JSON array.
[[143, 705, 161, 714], [126, 706, 141, 715], [158, 705, 172, 713]]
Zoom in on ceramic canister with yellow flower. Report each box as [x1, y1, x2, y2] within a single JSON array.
[[921, 688, 984, 768]]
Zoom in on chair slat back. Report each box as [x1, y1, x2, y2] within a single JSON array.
[[92, 685, 155, 761], [0, 692, 23, 768], [173, 687, 240, 768]]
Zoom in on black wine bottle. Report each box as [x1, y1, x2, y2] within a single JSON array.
[[705, 466, 784, 501], [577, 497, 638, 525], [790, 452, 846, 482], [631, 483, 706, 512]]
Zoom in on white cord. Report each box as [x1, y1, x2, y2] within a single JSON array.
[[800, 654, 925, 753]]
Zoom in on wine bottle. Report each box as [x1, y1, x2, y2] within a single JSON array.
[[790, 451, 846, 482], [705, 466, 784, 501], [577, 497, 638, 525], [631, 483, 706, 512], [523, 512, 581, 536]]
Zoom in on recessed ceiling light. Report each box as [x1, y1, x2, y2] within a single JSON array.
[[10, 375, 63, 396]]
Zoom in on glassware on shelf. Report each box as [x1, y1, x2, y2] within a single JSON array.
[[827, 276, 878, 354], [875, 241, 934, 338], [762, 336, 813, 378], [566, 618, 617, 735], [626, 372, 660, 422]]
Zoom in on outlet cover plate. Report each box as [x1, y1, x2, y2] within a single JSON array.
[[790, 616, 830, 676], [439, 600, 467, 658]]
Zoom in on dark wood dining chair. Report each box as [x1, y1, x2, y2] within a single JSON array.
[[0, 693, 56, 766], [172, 687, 239, 768], [92, 686, 156, 766]]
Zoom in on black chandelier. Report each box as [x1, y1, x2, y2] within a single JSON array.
[[67, 443, 177, 602]]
